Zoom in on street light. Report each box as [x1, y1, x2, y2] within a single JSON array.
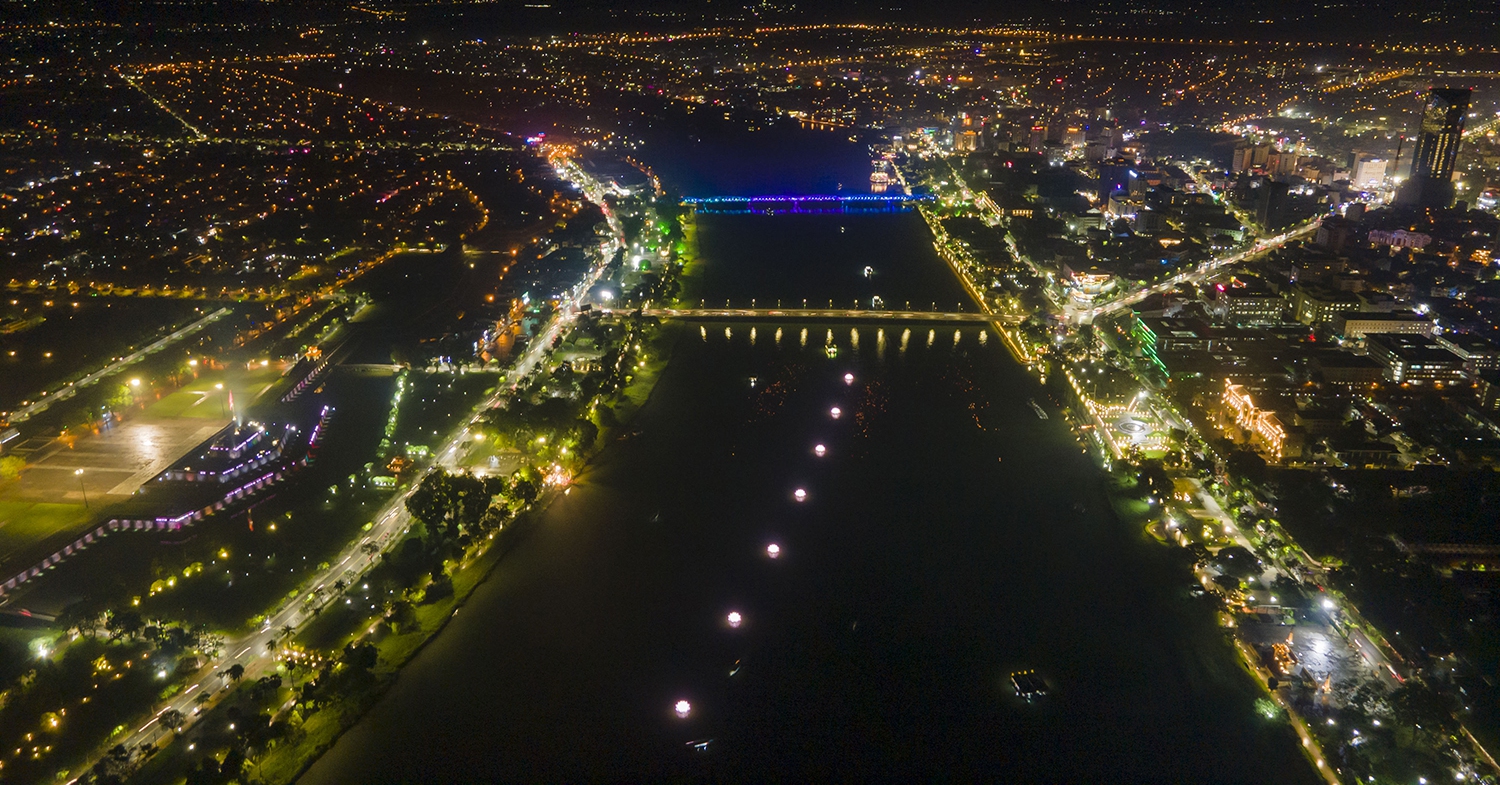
[[75, 468, 88, 508], [214, 383, 225, 417]]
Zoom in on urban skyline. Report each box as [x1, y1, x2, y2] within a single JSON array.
[[1, 3, 1499, 784]]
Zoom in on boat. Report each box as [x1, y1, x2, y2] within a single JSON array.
[[1029, 399, 1048, 420], [1011, 670, 1048, 701], [825, 345, 838, 358]]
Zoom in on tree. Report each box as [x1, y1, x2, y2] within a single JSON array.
[[183, 758, 219, 785], [1226, 449, 1268, 485], [406, 471, 451, 530], [450, 473, 490, 534], [1270, 575, 1306, 610], [1212, 546, 1261, 581], [224, 663, 245, 682], [476, 507, 507, 534], [1390, 683, 1455, 745], [386, 599, 417, 631], [509, 476, 539, 508], [106, 609, 144, 640], [424, 570, 453, 602], [57, 598, 106, 638], [0, 455, 23, 480], [252, 674, 282, 702], [342, 642, 378, 673], [1136, 459, 1171, 500], [160, 709, 186, 731], [218, 747, 245, 781], [574, 418, 598, 451]]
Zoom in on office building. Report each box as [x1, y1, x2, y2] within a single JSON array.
[[1435, 334, 1500, 374], [1217, 283, 1287, 325], [1255, 180, 1289, 229], [1366, 334, 1469, 384], [1395, 88, 1471, 208], [1288, 283, 1359, 326], [1332, 311, 1435, 340], [1353, 155, 1388, 188]]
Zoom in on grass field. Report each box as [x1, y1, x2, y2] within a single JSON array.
[[0, 625, 50, 685], [146, 364, 284, 420], [0, 501, 91, 561]]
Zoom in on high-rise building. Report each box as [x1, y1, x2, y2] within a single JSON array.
[[1231, 142, 1271, 173], [1395, 87, 1471, 208], [1028, 125, 1046, 154], [1352, 155, 1388, 188], [1255, 180, 1289, 229], [1412, 88, 1469, 181]]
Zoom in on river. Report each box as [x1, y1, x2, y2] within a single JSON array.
[[297, 213, 1316, 782]]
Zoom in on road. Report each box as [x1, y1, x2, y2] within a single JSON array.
[[5, 307, 230, 423], [1082, 218, 1321, 321], [72, 156, 623, 776]]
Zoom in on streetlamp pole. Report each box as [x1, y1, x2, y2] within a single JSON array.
[[215, 383, 226, 417], [75, 469, 88, 509]]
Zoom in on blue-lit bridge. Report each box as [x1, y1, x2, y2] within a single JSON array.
[[681, 194, 931, 215]]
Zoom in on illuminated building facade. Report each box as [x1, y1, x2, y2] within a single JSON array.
[[1396, 87, 1471, 208], [1221, 379, 1296, 460], [1062, 263, 1116, 307]]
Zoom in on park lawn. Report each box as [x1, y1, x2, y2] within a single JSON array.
[[0, 625, 49, 685], [249, 697, 374, 785], [0, 500, 92, 558], [1102, 474, 1159, 539], [614, 324, 680, 421], [264, 537, 512, 785], [464, 442, 523, 475], [145, 365, 285, 420], [146, 386, 221, 419]]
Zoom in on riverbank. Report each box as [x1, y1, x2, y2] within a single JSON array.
[[216, 318, 683, 785], [115, 170, 687, 785]]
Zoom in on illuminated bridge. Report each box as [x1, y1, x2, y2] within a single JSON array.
[[638, 307, 1002, 323], [681, 194, 932, 215]]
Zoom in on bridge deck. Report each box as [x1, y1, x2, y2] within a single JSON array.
[[681, 194, 931, 215], [639, 308, 997, 323]]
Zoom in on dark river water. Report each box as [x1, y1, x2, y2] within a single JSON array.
[[635, 121, 874, 198], [686, 213, 971, 313], [299, 215, 1316, 783]]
